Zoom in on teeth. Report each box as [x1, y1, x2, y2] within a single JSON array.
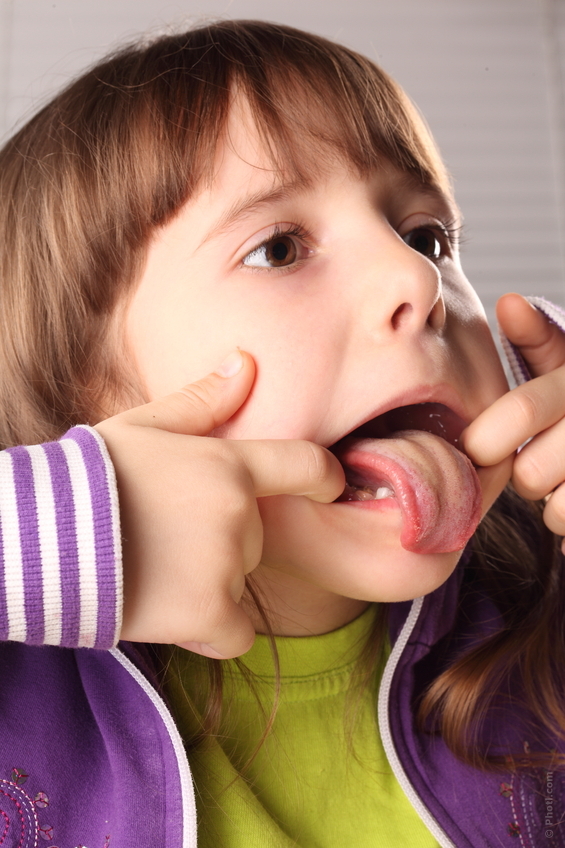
[[341, 483, 395, 501], [355, 488, 374, 501], [375, 486, 394, 499]]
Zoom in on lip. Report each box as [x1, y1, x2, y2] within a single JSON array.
[[325, 383, 471, 450]]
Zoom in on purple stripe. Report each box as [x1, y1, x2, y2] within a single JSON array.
[[43, 441, 80, 647], [6, 446, 44, 644], [63, 427, 117, 648], [0, 495, 7, 641]]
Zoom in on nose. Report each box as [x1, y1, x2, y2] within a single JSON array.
[[359, 232, 446, 340]]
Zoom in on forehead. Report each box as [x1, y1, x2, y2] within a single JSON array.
[[209, 93, 319, 192], [202, 94, 458, 224]]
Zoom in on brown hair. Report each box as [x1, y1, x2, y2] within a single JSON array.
[[419, 488, 565, 770], [0, 19, 563, 770], [0, 19, 447, 447]]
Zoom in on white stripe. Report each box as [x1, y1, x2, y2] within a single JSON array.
[[110, 648, 197, 848], [26, 444, 62, 645], [378, 597, 457, 848], [528, 295, 565, 333], [0, 451, 26, 641], [76, 426, 123, 644], [59, 438, 98, 647]]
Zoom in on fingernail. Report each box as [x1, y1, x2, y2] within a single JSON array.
[[216, 350, 244, 378]]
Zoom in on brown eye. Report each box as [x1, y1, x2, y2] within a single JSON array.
[[403, 227, 442, 260], [243, 233, 302, 269], [265, 236, 297, 266]]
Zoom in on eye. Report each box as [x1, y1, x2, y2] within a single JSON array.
[[403, 227, 444, 260], [244, 235, 297, 268], [242, 227, 309, 270]]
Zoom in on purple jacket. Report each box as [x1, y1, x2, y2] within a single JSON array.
[[0, 298, 564, 848]]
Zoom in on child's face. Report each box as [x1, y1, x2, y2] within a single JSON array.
[[126, 99, 510, 606]]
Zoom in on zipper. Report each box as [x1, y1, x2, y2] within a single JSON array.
[[110, 647, 197, 848], [377, 597, 457, 848], [111, 602, 457, 848]]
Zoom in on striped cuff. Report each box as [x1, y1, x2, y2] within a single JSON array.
[[501, 296, 565, 386], [0, 425, 122, 649]]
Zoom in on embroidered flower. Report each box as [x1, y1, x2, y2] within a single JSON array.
[[499, 782, 513, 798], [508, 821, 521, 837], [11, 767, 28, 785], [3, 768, 106, 848], [38, 823, 54, 840], [34, 791, 49, 808]]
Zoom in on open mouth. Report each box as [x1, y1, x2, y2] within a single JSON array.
[[328, 402, 481, 554], [330, 402, 468, 501], [331, 402, 466, 450]]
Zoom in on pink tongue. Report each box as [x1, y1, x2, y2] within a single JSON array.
[[335, 430, 482, 554]]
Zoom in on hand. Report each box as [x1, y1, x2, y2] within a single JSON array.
[[95, 350, 345, 657], [462, 293, 565, 549]]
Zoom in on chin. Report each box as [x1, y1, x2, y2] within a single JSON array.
[[258, 495, 464, 603]]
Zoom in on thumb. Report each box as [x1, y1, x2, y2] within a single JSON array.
[[119, 350, 256, 435], [497, 293, 565, 376]]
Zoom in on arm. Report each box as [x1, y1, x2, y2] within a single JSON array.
[[0, 351, 343, 655], [0, 426, 121, 648]]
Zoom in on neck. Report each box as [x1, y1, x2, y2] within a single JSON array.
[[243, 563, 370, 637]]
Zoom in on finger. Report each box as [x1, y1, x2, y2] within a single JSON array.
[[118, 350, 256, 436], [234, 439, 346, 502], [543, 483, 565, 538], [462, 369, 565, 467], [497, 293, 565, 375], [476, 455, 514, 516], [176, 597, 256, 659], [512, 416, 565, 500]]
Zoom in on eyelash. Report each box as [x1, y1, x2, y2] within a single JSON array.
[[241, 222, 313, 271], [437, 218, 464, 251], [405, 218, 463, 260], [240, 216, 463, 271]]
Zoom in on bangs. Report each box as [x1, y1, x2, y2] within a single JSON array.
[[79, 20, 452, 231], [227, 25, 451, 196], [0, 18, 452, 445]]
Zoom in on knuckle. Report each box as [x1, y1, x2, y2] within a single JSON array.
[[205, 592, 234, 631], [511, 390, 542, 434], [554, 502, 565, 527], [242, 521, 263, 573], [201, 590, 246, 645], [216, 478, 253, 525], [177, 382, 218, 429], [302, 441, 332, 490], [513, 451, 547, 498], [546, 492, 565, 533]]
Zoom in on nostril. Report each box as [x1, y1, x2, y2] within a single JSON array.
[[428, 295, 446, 331], [391, 302, 413, 330]]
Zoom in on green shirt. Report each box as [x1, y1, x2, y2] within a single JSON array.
[[164, 605, 440, 847]]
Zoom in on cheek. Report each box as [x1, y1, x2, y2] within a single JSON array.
[[213, 350, 340, 441], [444, 276, 509, 404], [257, 494, 463, 602]]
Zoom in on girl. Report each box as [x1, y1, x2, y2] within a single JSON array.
[[0, 18, 565, 848]]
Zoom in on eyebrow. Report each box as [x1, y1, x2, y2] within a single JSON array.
[[397, 172, 461, 221], [198, 170, 461, 249], [198, 179, 310, 248]]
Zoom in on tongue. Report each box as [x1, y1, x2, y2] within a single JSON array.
[[335, 430, 482, 554]]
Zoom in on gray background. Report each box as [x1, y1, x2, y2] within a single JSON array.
[[0, 0, 564, 329]]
